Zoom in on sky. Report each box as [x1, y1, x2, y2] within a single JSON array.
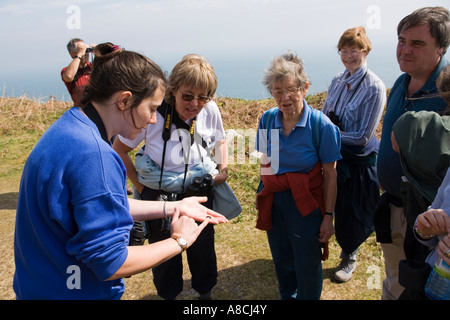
[[0, 0, 449, 100]]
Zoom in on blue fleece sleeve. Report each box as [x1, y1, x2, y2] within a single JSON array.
[[66, 193, 132, 281]]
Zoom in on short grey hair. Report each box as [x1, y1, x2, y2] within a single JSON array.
[[67, 38, 84, 54], [262, 51, 310, 93]]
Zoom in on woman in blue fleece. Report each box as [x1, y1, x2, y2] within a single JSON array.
[[13, 43, 227, 300]]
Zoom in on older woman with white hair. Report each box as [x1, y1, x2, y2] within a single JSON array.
[[255, 51, 341, 300]]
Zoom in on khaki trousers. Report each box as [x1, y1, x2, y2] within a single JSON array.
[[380, 204, 407, 300]]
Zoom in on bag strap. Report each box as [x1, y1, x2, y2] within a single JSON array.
[[263, 107, 277, 142], [330, 70, 368, 123], [263, 106, 322, 153], [310, 108, 322, 152]]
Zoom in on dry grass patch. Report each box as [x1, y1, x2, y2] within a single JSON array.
[[0, 93, 387, 300]]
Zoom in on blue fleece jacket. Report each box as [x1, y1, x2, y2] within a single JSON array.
[[13, 107, 132, 299]]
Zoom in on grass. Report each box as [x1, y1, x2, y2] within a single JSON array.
[[0, 93, 386, 300]]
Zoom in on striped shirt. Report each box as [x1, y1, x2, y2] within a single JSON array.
[[322, 63, 386, 148]]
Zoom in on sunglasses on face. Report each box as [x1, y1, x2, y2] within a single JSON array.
[[180, 92, 211, 104]]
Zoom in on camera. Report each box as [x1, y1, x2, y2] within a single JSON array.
[[129, 221, 147, 246], [158, 193, 178, 234], [327, 111, 343, 130], [86, 46, 94, 53], [185, 174, 215, 198]]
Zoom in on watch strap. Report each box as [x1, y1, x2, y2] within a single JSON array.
[[171, 234, 188, 251]]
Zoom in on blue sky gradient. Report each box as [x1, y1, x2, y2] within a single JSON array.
[[1, 0, 448, 99]]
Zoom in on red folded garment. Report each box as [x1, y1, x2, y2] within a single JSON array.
[[256, 162, 329, 260]]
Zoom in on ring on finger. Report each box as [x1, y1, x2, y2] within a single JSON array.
[[445, 249, 450, 258]]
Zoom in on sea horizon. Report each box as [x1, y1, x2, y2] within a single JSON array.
[[2, 49, 448, 102]]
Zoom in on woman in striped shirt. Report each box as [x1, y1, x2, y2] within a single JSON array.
[[322, 26, 386, 283]]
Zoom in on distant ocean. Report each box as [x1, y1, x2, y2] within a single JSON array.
[[2, 49, 443, 102]]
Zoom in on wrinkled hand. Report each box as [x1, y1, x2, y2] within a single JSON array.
[[417, 208, 450, 237], [319, 216, 335, 243], [212, 171, 227, 185], [437, 234, 450, 265], [176, 196, 228, 224]]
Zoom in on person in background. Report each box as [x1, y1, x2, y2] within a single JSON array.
[[61, 38, 95, 107], [391, 65, 450, 299], [321, 26, 386, 283], [113, 54, 227, 300], [14, 43, 226, 300], [255, 51, 341, 300], [411, 170, 450, 299], [376, 6, 450, 300], [415, 169, 450, 267], [417, 209, 450, 269]]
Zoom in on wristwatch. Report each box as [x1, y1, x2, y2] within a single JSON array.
[[75, 56, 82, 60], [172, 234, 188, 251]]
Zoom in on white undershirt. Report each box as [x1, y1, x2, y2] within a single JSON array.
[[118, 101, 225, 173]]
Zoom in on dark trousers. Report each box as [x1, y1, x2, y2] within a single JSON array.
[[267, 189, 323, 300], [141, 187, 218, 300], [335, 161, 379, 256], [397, 227, 432, 300]]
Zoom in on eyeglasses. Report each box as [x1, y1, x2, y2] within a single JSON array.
[[180, 92, 211, 104], [338, 49, 365, 57], [271, 87, 301, 98]]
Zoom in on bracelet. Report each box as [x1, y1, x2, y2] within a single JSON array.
[[324, 212, 333, 216], [414, 221, 434, 240], [163, 200, 167, 220]]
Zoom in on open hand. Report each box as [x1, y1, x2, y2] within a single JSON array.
[[175, 196, 228, 224]]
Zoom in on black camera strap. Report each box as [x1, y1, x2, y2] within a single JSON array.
[[82, 103, 111, 145], [157, 102, 197, 195], [158, 102, 173, 193]]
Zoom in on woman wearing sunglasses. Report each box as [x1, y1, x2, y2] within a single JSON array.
[[13, 44, 226, 300], [113, 54, 227, 300]]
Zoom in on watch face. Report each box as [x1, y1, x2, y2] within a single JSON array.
[[178, 237, 187, 246]]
